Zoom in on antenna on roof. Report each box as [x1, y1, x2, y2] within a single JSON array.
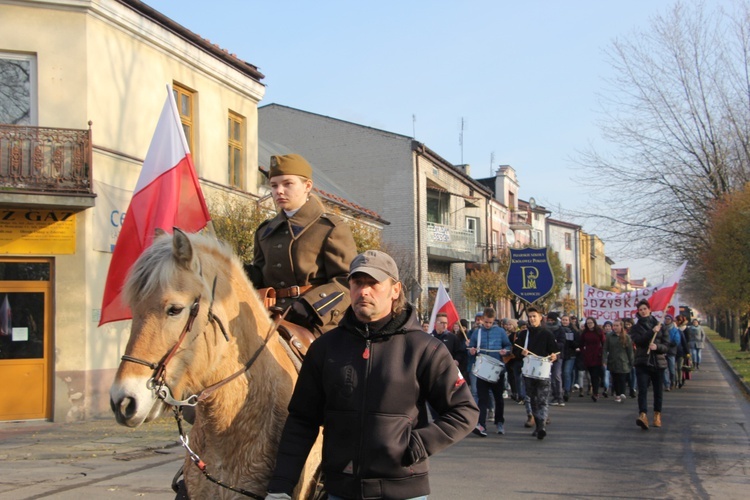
[[412, 114, 416, 139], [490, 151, 495, 175]]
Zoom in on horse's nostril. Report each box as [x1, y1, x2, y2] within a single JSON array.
[[120, 397, 137, 419]]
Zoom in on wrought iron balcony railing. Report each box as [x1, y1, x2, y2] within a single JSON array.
[[0, 123, 93, 195]]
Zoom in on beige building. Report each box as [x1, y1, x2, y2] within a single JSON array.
[[0, 0, 266, 421]]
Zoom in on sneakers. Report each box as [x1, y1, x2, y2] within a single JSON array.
[[536, 427, 547, 440], [636, 412, 649, 430], [472, 424, 487, 437], [558, 401, 566, 407], [573, 383, 580, 390], [563, 391, 570, 402], [653, 412, 662, 428], [516, 399, 525, 405], [524, 415, 535, 428], [550, 401, 559, 406], [591, 394, 598, 402], [496, 423, 505, 435], [602, 391, 608, 398], [614, 395, 622, 403], [620, 394, 627, 400], [629, 389, 637, 398], [579, 390, 584, 397]]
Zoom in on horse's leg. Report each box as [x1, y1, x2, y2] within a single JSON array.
[[295, 432, 324, 500]]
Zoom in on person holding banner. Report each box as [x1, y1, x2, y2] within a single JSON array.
[[469, 307, 511, 436], [513, 307, 558, 440], [631, 299, 669, 430]]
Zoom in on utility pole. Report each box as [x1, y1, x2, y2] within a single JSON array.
[[459, 117, 465, 164]]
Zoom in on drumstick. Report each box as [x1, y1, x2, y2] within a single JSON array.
[[513, 343, 538, 357]]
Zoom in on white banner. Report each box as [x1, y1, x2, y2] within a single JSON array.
[[93, 181, 132, 253], [582, 262, 687, 321]]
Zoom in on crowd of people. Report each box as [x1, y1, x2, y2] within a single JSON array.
[[427, 300, 708, 438]]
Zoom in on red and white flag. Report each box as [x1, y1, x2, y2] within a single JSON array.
[[427, 282, 460, 333], [648, 261, 687, 314], [99, 87, 210, 326]]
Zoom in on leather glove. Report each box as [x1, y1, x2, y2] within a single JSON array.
[[265, 493, 292, 500]]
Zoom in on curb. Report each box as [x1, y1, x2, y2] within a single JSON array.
[[707, 338, 750, 399]]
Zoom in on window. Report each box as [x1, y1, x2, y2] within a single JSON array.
[[0, 53, 36, 125], [465, 217, 478, 245], [531, 229, 543, 247], [228, 111, 244, 189], [426, 190, 449, 224], [565, 232, 571, 250], [508, 191, 515, 209], [566, 264, 572, 282], [172, 83, 195, 153]]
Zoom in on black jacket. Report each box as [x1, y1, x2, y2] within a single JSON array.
[[629, 315, 669, 369], [267, 304, 478, 499], [432, 330, 468, 373], [512, 324, 558, 359]]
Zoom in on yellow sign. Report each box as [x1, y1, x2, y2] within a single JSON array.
[[0, 210, 76, 255]]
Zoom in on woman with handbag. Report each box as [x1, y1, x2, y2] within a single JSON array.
[[630, 299, 669, 430]]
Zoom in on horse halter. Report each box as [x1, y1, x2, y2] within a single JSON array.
[[120, 296, 203, 406]]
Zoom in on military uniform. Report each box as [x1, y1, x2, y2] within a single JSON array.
[[248, 194, 356, 333]]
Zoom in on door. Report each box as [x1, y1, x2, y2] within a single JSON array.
[[0, 259, 52, 421]]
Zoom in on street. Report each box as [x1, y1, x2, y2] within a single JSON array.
[[1, 344, 748, 499]]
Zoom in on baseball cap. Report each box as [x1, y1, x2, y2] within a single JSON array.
[[349, 250, 399, 282]]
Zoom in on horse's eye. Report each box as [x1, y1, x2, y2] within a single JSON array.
[[167, 305, 184, 316]]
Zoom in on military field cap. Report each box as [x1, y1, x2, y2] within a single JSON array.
[[269, 153, 312, 179], [349, 250, 399, 282]]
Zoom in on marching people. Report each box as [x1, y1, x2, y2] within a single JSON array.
[[546, 312, 566, 406], [265, 250, 478, 500], [630, 299, 669, 430], [602, 319, 634, 403], [674, 315, 691, 387], [502, 318, 522, 403], [513, 307, 558, 440], [247, 153, 357, 333], [688, 319, 706, 370], [431, 313, 468, 373], [580, 317, 606, 402], [468, 307, 511, 436], [601, 321, 613, 397], [560, 315, 579, 402], [623, 317, 637, 398], [662, 315, 680, 391]]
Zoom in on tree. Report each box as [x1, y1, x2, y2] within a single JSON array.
[[207, 192, 272, 264], [576, 1, 750, 269]]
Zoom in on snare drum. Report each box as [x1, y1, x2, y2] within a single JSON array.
[[521, 355, 552, 380], [472, 354, 505, 383]]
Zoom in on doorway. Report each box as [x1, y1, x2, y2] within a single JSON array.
[[0, 259, 52, 420]]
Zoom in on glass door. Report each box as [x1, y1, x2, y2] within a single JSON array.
[[0, 260, 51, 420]]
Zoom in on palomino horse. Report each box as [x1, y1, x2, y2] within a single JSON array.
[[109, 229, 321, 499]]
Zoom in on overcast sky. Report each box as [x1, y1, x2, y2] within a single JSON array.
[[144, 0, 692, 281]]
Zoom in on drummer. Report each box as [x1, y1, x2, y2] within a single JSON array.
[[513, 306, 558, 440], [468, 307, 511, 437]]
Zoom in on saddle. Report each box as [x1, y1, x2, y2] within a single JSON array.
[[258, 287, 320, 365]]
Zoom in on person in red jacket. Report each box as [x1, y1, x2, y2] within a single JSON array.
[[580, 317, 606, 402]]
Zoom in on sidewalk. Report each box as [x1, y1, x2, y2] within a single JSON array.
[[0, 414, 183, 462]]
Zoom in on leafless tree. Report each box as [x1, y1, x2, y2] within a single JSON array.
[[575, 1, 750, 270], [0, 59, 31, 125]]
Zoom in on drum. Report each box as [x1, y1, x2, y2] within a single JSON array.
[[472, 354, 505, 383], [522, 355, 552, 380]]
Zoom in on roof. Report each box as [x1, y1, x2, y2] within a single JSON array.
[[258, 139, 389, 224], [118, 0, 264, 82], [546, 217, 581, 230]]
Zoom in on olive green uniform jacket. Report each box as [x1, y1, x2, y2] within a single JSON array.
[[248, 195, 357, 332]]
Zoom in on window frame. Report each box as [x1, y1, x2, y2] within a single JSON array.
[[0, 52, 37, 125], [172, 82, 195, 154], [227, 110, 245, 189]]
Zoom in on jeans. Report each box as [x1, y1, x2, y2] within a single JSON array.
[[603, 368, 611, 392], [675, 356, 685, 385], [628, 367, 637, 393], [664, 355, 676, 388], [550, 359, 563, 402], [636, 365, 665, 413], [563, 358, 576, 392], [611, 372, 628, 396], [477, 374, 505, 426], [524, 377, 551, 429], [691, 347, 702, 366]]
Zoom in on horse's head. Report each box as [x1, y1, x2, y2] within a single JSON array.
[[109, 229, 243, 427]]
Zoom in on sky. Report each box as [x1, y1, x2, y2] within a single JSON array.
[[143, 0, 684, 281]]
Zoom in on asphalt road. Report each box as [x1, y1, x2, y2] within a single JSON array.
[[1, 344, 748, 499]]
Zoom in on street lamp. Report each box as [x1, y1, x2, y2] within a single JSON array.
[[564, 279, 573, 315], [488, 255, 500, 274]]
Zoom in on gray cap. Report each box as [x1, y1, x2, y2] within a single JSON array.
[[349, 250, 399, 282]]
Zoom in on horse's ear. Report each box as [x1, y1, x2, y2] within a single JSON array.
[[172, 228, 195, 269], [154, 228, 168, 240]]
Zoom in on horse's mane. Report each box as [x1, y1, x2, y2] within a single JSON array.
[[124, 232, 242, 304]]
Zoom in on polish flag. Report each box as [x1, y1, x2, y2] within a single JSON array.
[[649, 261, 687, 314], [99, 87, 210, 326], [427, 282, 460, 333]]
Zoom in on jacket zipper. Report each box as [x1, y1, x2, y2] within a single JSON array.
[[355, 326, 372, 477]]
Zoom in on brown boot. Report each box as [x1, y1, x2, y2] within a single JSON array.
[[653, 411, 662, 428], [636, 412, 649, 430], [524, 414, 535, 428]]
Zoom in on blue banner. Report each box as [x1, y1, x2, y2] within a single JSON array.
[[507, 247, 554, 304]]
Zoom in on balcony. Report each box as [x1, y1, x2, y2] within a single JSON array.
[[0, 124, 96, 210], [426, 221, 481, 262], [509, 210, 532, 231]]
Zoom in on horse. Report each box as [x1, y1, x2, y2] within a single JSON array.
[[109, 229, 321, 499]]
